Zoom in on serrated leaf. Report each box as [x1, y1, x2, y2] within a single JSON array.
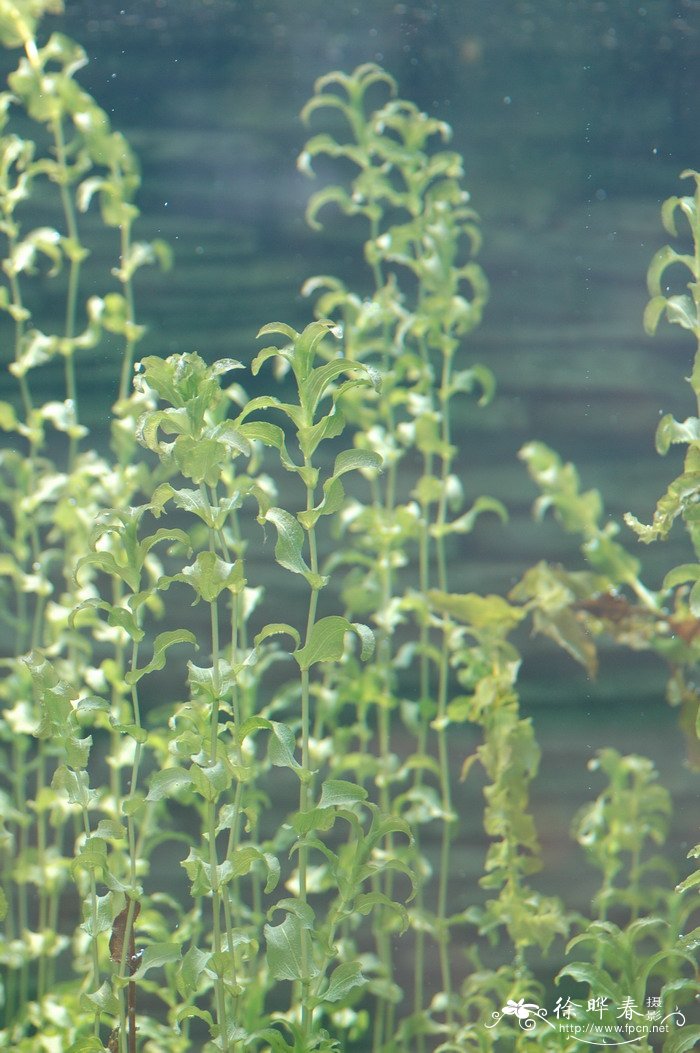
[[656, 414, 700, 455]]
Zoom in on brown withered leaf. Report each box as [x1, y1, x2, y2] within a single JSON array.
[[109, 899, 141, 974]]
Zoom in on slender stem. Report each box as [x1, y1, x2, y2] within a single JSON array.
[[118, 219, 138, 406], [434, 345, 455, 1024], [50, 113, 82, 468], [204, 485, 235, 1050], [299, 461, 321, 1039]]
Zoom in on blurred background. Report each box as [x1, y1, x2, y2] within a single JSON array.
[[7, 0, 700, 943]]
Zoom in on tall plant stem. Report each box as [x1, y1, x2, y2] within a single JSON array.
[[434, 347, 456, 1025], [117, 220, 138, 407], [51, 115, 82, 467], [115, 639, 145, 1053], [299, 465, 321, 1039], [208, 586, 231, 1051], [410, 443, 435, 1052]]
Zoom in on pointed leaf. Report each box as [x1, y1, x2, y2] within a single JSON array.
[[294, 615, 353, 670], [125, 629, 197, 684], [318, 779, 368, 809], [131, 942, 181, 979], [147, 767, 193, 802], [321, 961, 366, 1004]]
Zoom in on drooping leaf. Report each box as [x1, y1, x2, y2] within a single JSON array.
[[125, 629, 197, 684]]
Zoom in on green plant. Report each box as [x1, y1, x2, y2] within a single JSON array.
[[0, 5, 696, 1053]]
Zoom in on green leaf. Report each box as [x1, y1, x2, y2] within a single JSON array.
[[290, 807, 337, 836], [111, 720, 148, 744], [228, 847, 280, 892], [147, 767, 193, 802], [159, 551, 245, 604], [428, 590, 525, 632], [66, 1037, 108, 1053], [676, 869, 700, 894], [254, 622, 302, 650], [451, 363, 496, 406], [176, 945, 212, 998], [264, 913, 318, 982], [80, 979, 119, 1016], [268, 721, 301, 772], [125, 629, 197, 684], [52, 766, 95, 809], [556, 961, 618, 1001], [264, 507, 312, 579], [257, 321, 297, 343], [318, 778, 368, 809], [656, 414, 700, 455], [107, 604, 145, 642], [354, 891, 409, 932], [131, 942, 181, 979], [665, 294, 698, 331], [321, 961, 366, 1003], [190, 760, 232, 802], [663, 563, 700, 590], [432, 495, 507, 537], [174, 1005, 214, 1029], [647, 245, 695, 297], [663, 1026, 700, 1053], [81, 892, 117, 938], [295, 615, 355, 670], [305, 357, 374, 415], [331, 447, 382, 479], [643, 295, 668, 336]]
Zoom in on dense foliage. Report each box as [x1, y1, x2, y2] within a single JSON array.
[[0, 4, 697, 1052]]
